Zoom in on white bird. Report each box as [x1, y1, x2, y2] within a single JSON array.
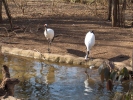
[[84, 31, 95, 60], [44, 24, 54, 53]]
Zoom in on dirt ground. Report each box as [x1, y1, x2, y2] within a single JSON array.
[[0, 1, 133, 66]]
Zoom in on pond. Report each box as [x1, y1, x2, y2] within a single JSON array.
[[0, 54, 131, 100]]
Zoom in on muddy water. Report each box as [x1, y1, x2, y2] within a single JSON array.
[[0, 54, 131, 100]]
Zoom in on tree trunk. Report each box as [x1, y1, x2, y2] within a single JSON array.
[[0, 0, 2, 22], [121, 0, 126, 27], [117, 0, 120, 26], [107, 0, 112, 21], [2, 0, 13, 30], [112, 0, 118, 27]]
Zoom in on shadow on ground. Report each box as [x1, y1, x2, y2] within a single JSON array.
[[67, 49, 85, 57], [109, 55, 130, 62]]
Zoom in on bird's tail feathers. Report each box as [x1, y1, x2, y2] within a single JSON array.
[[51, 37, 54, 42], [52, 34, 60, 41]]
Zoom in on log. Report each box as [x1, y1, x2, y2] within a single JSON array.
[[0, 65, 20, 99]]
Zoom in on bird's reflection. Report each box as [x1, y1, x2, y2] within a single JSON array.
[[36, 63, 56, 85], [45, 65, 55, 85], [84, 69, 95, 93]]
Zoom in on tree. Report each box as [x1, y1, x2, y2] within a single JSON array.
[[107, 0, 121, 27], [107, 0, 112, 21], [0, 0, 2, 22], [2, 0, 13, 30], [112, 0, 119, 27], [0, 0, 13, 30], [120, 0, 126, 27]]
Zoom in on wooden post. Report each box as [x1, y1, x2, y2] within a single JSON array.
[[2, 65, 10, 80], [0, 65, 19, 99]]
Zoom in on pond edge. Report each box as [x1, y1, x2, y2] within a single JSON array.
[[0, 46, 132, 71]]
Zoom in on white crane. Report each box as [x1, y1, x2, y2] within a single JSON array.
[[44, 24, 54, 53], [84, 31, 95, 60]]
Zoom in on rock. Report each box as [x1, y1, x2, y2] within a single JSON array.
[[113, 92, 124, 100], [1, 96, 21, 100], [114, 62, 132, 71]]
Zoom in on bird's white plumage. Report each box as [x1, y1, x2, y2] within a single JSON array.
[[85, 31, 95, 51], [44, 28, 54, 41], [84, 31, 95, 60]]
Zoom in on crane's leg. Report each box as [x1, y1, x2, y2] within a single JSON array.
[[50, 41, 52, 49], [85, 50, 92, 65], [48, 40, 52, 53], [47, 41, 50, 53], [49, 41, 52, 53], [85, 60, 88, 72], [87, 51, 89, 57], [89, 51, 92, 60], [85, 51, 89, 60]]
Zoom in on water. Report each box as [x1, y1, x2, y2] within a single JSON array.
[[0, 54, 131, 100]]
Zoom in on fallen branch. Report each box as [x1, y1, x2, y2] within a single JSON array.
[[0, 27, 18, 37], [0, 27, 9, 37], [24, 23, 41, 34], [24, 22, 34, 33]]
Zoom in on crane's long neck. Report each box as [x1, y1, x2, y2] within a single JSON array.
[[45, 26, 47, 33]]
